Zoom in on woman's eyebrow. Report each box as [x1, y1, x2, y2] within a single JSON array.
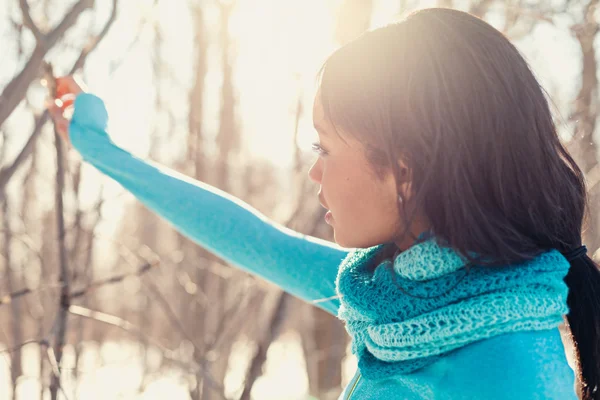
[[314, 122, 328, 136]]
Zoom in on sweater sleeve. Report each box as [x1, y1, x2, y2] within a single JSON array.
[[69, 93, 347, 315]]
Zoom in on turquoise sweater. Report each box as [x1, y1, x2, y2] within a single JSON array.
[[70, 93, 578, 399]]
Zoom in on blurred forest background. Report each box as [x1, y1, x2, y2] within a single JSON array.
[[1, 0, 599, 399]]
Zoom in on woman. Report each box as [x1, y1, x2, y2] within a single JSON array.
[[49, 8, 600, 400]]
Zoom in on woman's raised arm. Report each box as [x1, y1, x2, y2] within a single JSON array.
[[65, 92, 347, 315]]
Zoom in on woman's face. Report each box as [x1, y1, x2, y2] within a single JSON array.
[[308, 90, 405, 249]]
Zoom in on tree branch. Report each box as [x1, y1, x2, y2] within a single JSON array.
[[46, 0, 94, 47], [41, 341, 71, 400], [141, 277, 228, 398], [68, 305, 164, 348], [69, 0, 119, 74], [0, 0, 117, 193], [0, 258, 155, 308], [0, 112, 48, 195], [0, 0, 92, 128], [0, 285, 62, 306], [69, 260, 156, 299], [19, 0, 43, 42], [49, 71, 70, 399], [0, 339, 38, 356], [240, 292, 289, 400], [67, 305, 218, 379]]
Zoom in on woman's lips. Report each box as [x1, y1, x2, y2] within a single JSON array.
[[318, 193, 333, 223]]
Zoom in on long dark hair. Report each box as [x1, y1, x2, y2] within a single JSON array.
[[319, 8, 600, 399]]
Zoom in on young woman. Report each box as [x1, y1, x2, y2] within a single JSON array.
[[49, 8, 600, 400]]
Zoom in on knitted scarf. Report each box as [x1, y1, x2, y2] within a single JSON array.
[[335, 237, 571, 380]]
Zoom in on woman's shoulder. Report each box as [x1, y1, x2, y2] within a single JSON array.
[[437, 328, 577, 399], [354, 328, 578, 400]]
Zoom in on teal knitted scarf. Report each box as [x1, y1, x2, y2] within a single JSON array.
[[335, 237, 571, 380]]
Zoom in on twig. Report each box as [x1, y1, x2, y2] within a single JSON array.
[[0, 0, 92, 128], [208, 289, 263, 355], [240, 292, 289, 400], [18, 0, 43, 42], [0, 112, 49, 195], [45, 61, 70, 400], [2, 315, 62, 397], [0, 285, 63, 306], [0, 258, 154, 308], [69, 0, 119, 74], [0, 0, 115, 189], [108, 12, 153, 76], [68, 305, 164, 348], [66, 305, 218, 379], [46, 0, 94, 46], [45, 346, 61, 384], [141, 278, 205, 356], [0, 339, 39, 356], [69, 261, 157, 299], [42, 342, 71, 400], [140, 277, 228, 398]]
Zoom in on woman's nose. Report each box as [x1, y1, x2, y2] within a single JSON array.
[[308, 158, 322, 184]]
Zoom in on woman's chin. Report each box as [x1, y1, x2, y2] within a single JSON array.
[[333, 229, 390, 249], [331, 228, 347, 248], [332, 230, 361, 249]]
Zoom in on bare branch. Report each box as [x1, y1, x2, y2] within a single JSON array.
[[0, 112, 48, 195], [108, 15, 151, 76], [69, 261, 157, 299], [67, 305, 217, 378], [43, 343, 71, 400], [0, 339, 39, 356], [240, 292, 289, 400], [19, 0, 43, 41], [69, 0, 119, 74], [45, 0, 94, 47], [44, 345, 61, 381], [0, 285, 62, 306], [0, 0, 92, 128], [0, 260, 156, 310], [141, 278, 229, 398], [209, 289, 263, 351], [569, 0, 600, 253], [49, 194, 68, 397], [68, 305, 164, 347], [141, 278, 204, 354], [0, 0, 117, 193], [47, 61, 70, 400]]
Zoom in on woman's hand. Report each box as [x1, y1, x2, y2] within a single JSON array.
[[46, 75, 87, 143]]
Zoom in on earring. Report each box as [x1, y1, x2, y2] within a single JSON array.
[[398, 195, 403, 204]]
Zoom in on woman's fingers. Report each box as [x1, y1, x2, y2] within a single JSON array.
[[45, 76, 87, 144], [56, 76, 86, 97]]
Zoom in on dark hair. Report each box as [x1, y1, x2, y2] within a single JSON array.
[[319, 8, 600, 399]]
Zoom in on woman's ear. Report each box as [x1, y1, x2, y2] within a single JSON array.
[[396, 158, 411, 183], [394, 159, 412, 205]]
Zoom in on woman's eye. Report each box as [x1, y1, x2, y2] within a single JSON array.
[[311, 142, 329, 156]]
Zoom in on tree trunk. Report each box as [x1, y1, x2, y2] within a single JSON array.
[[571, 0, 600, 255], [1, 192, 23, 399], [215, 2, 238, 192], [240, 292, 289, 400], [49, 132, 70, 400]]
